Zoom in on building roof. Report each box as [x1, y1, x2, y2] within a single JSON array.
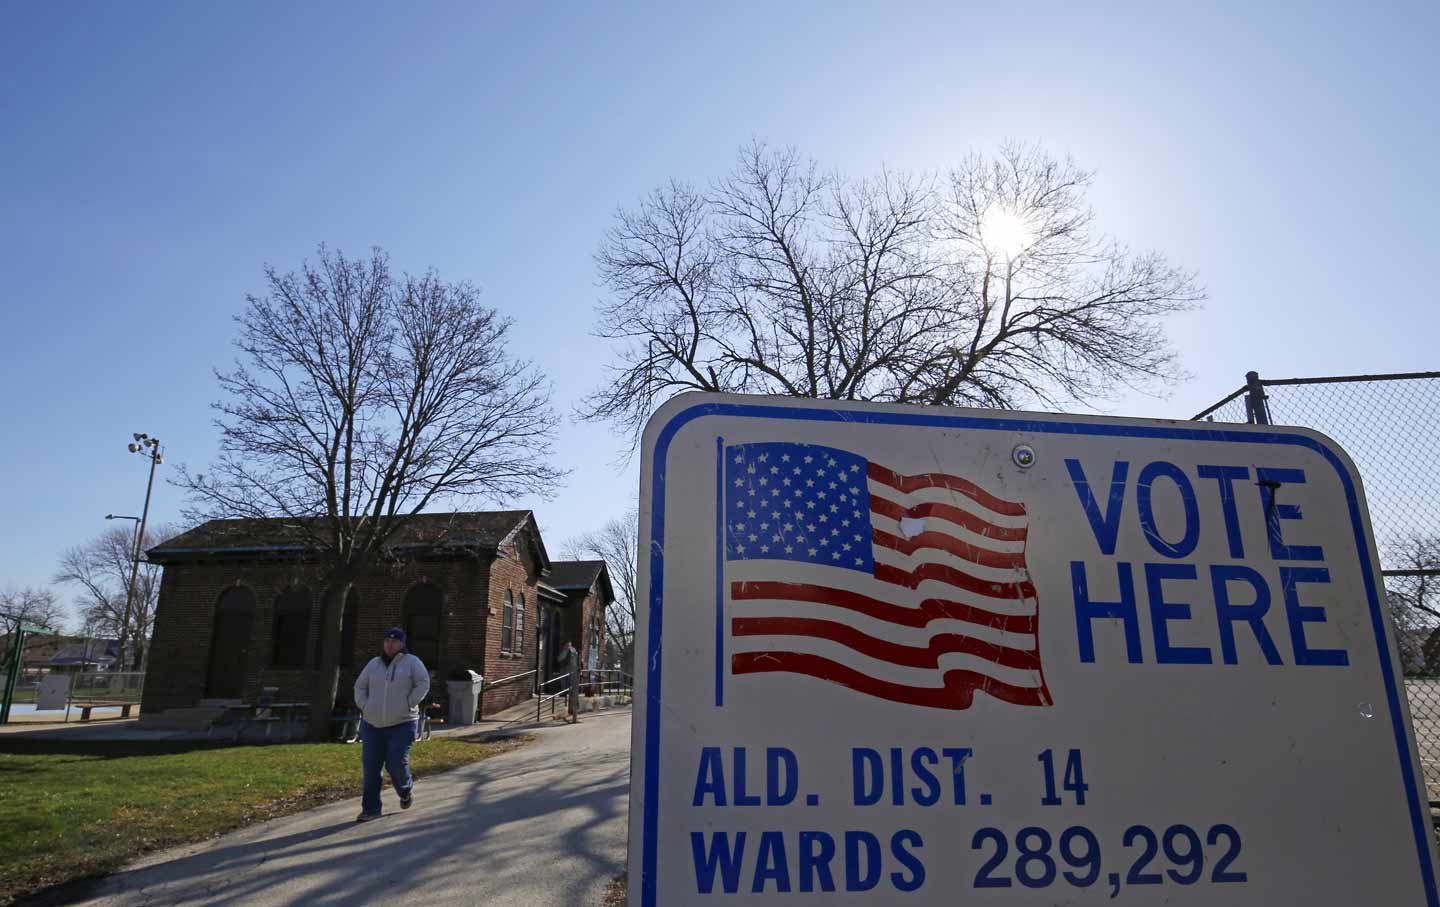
[[149, 511, 545, 566], [49, 641, 118, 666], [546, 560, 606, 590], [545, 559, 615, 606]]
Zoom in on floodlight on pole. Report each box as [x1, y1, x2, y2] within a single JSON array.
[[116, 432, 163, 674]]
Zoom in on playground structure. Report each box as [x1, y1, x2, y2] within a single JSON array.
[[0, 618, 54, 724]]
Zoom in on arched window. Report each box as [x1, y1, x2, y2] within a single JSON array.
[[338, 588, 359, 668], [515, 593, 526, 654], [501, 589, 515, 653], [402, 583, 443, 667], [271, 586, 312, 668]]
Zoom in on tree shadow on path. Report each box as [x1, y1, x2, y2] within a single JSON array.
[[22, 714, 631, 907]]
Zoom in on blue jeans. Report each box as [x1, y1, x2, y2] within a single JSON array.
[[360, 718, 416, 815]]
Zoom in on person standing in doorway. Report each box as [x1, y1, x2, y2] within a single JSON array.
[[353, 627, 430, 822]]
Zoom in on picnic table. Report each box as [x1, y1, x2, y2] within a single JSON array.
[[331, 703, 438, 744], [208, 701, 311, 743]]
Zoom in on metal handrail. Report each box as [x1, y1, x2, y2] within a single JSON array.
[[476, 668, 537, 720], [534, 670, 635, 721], [484, 668, 534, 689], [479, 668, 638, 725], [481, 670, 637, 726], [534, 672, 572, 722], [580, 669, 633, 695]]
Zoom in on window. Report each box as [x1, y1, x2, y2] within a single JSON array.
[[501, 589, 514, 653], [402, 583, 442, 667], [271, 586, 311, 668], [515, 593, 526, 654], [338, 588, 359, 668]]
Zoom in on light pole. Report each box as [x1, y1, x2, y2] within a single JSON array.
[[105, 513, 140, 672], [115, 433, 162, 674]]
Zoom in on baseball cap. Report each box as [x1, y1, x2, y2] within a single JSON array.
[[383, 627, 407, 642]]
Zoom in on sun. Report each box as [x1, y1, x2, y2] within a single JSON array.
[[980, 206, 1031, 261]]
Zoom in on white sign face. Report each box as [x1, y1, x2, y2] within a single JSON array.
[[37, 673, 71, 710], [628, 394, 1439, 906]]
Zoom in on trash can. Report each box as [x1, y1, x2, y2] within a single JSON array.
[[446, 669, 483, 725]]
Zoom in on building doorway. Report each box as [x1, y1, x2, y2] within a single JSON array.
[[206, 587, 255, 699], [402, 583, 443, 669]]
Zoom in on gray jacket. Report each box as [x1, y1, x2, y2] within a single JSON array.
[[353, 652, 431, 728]]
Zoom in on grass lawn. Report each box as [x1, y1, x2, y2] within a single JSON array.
[[0, 732, 529, 905]]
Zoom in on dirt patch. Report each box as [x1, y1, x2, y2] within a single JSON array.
[[601, 871, 627, 907]]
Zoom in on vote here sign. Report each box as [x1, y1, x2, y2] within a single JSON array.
[[628, 394, 1439, 905]]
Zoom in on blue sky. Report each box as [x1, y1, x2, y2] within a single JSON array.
[[2, 1, 1436, 619]]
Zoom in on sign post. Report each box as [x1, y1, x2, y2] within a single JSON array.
[[629, 393, 1439, 905]]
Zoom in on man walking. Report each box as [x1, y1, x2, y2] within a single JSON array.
[[353, 627, 430, 822]]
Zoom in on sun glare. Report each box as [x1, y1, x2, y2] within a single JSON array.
[[980, 206, 1031, 261]]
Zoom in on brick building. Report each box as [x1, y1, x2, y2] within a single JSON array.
[[139, 511, 611, 723], [542, 560, 615, 685]]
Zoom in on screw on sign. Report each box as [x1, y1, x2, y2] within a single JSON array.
[[628, 394, 1439, 905]]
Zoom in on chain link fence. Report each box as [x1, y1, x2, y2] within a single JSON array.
[[1194, 371, 1440, 798]]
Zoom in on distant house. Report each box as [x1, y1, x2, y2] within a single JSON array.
[[3, 635, 118, 676], [46, 639, 118, 672], [139, 511, 611, 721]]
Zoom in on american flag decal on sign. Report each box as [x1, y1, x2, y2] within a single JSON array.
[[724, 441, 1053, 709]]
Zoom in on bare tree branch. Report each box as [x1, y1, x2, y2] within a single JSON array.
[[1385, 533, 1440, 674], [582, 143, 1203, 442], [173, 245, 564, 736], [54, 524, 168, 671], [0, 588, 67, 670]]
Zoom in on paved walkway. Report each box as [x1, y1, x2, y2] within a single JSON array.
[[50, 709, 632, 907]]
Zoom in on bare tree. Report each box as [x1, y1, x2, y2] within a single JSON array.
[[583, 142, 1202, 441], [1385, 533, 1440, 674], [0, 587, 67, 670], [55, 524, 170, 672], [177, 246, 564, 736], [564, 509, 638, 673]]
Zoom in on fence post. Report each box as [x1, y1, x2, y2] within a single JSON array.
[[1244, 371, 1271, 425]]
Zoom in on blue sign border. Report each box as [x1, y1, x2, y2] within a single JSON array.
[[639, 397, 1438, 906]]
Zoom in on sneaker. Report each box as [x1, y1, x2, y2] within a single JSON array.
[[399, 789, 413, 810], [356, 811, 381, 823]]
